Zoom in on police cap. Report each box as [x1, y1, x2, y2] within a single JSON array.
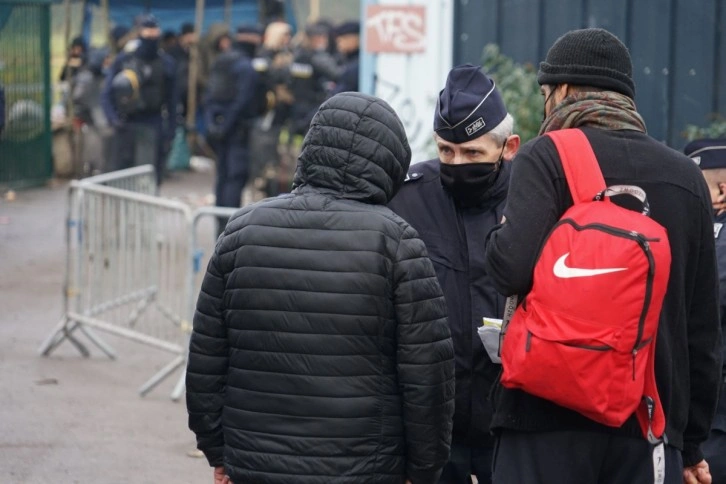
[[237, 23, 264, 36], [684, 138, 726, 170], [434, 64, 507, 144], [138, 14, 159, 29], [305, 22, 329, 37], [333, 21, 359, 37]]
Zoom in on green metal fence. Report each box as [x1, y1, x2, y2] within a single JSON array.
[[0, 0, 52, 189]]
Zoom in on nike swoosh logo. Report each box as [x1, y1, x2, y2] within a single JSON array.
[[553, 253, 627, 278]]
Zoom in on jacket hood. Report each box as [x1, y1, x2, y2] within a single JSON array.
[[293, 92, 412, 204]]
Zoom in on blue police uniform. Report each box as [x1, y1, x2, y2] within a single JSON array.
[[100, 15, 177, 186], [331, 22, 359, 94], [388, 64, 511, 484], [702, 205, 726, 484], [203, 46, 259, 233], [389, 159, 509, 437], [686, 138, 726, 483], [332, 50, 358, 94]]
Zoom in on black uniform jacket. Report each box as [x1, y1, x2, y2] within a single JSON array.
[[389, 158, 510, 446]]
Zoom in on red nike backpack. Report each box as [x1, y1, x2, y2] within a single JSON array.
[[500, 128, 672, 442]]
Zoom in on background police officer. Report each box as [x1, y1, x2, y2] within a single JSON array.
[[287, 21, 340, 138], [388, 64, 520, 484], [168, 23, 197, 123], [685, 138, 726, 484], [101, 14, 177, 187], [331, 21, 360, 94], [203, 27, 259, 234]]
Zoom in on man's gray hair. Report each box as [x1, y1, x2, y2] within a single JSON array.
[[486, 113, 514, 145]]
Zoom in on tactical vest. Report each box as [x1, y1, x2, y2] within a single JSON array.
[[289, 49, 326, 107], [120, 54, 166, 115], [206, 51, 243, 104]]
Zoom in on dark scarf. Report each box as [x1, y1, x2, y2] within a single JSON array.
[[539, 91, 646, 135]]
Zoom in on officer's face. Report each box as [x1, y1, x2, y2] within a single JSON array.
[[436, 133, 504, 165], [701, 169, 726, 207], [139, 27, 161, 40], [336, 34, 359, 54], [310, 34, 328, 51], [180, 32, 197, 48]]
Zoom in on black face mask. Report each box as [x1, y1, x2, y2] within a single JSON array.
[[137, 38, 159, 59], [440, 157, 503, 207]]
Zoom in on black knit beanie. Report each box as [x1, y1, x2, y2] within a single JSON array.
[[537, 28, 635, 99]]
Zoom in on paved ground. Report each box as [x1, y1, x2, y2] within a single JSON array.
[[0, 168, 218, 484]]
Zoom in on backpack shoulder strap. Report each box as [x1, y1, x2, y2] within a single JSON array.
[[545, 128, 606, 204]]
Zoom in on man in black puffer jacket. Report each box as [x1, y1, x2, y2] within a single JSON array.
[[186, 91, 455, 484]]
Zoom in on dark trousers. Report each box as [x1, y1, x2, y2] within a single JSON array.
[[438, 441, 493, 484], [492, 429, 683, 484], [110, 122, 165, 187], [703, 429, 726, 483], [211, 136, 249, 234]]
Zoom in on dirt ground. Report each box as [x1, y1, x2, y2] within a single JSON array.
[[0, 169, 218, 484]]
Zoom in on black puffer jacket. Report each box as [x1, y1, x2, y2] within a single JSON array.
[[186, 92, 455, 484]]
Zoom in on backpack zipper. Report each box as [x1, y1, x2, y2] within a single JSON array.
[[525, 335, 612, 352], [541, 220, 658, 377]]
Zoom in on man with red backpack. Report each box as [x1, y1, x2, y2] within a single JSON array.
[[484, 28, 722, 484]]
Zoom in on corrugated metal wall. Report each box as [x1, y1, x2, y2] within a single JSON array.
[[454, 0, 725, 150]]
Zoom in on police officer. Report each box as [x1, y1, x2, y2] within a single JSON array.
[[71, 47, 111, 175], [168, 23, 196, 120], [388, 65, 520, 484], [685, 138, 726, 484], [250, 21, 294, 197], [287, 22, 340, 137], [101, 14, 177, 187], [203, 28, 259, 234], [235, 24, 267, 118], [331, 21, 359, 94]]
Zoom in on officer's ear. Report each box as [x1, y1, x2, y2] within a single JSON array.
[[502, 134, 521, 161]]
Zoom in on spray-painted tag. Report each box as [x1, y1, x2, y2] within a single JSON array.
[[652, 442, 665, 484]]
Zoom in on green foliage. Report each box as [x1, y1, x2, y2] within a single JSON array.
[[481, 43, 542, 143], [682, 115, 726, 141]]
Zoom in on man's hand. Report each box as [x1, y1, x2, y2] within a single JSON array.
[[213, 466, 232, 484], [683, 459, 711, 484]]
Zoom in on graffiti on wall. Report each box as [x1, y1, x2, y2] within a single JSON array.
[[363, 1, 452, 161], [365, 5, 426, 54], [374, 74, 436, 160]]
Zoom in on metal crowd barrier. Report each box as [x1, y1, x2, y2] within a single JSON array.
[[38, 165, 236, 401], [77, 164, 158, 195]]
